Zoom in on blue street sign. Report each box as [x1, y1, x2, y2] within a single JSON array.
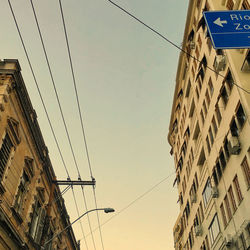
[[203, 10, 250, 49]]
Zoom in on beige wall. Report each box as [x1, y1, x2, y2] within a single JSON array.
[[0, 61, 78, 249], [169, 0, 250, 249]]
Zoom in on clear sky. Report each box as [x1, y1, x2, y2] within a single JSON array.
[[1, 0, 189, 249]]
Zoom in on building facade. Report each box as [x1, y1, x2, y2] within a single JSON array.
[[168, 1, 250, 250], [0, 59, 79, 249]]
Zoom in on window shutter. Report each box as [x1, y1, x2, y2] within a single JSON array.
[[35, 208, 46, 244]]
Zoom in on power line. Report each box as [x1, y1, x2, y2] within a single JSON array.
[[81, 172, 175, 240], [7, 0, 70, 178], [106, 0, 250, 94], [28, 0, 98, 248], [29, 0, 81, 177], [71, 187, 89, 250], [58, 0, 94, 178], [7, 0, 89, 247], [58, 0, 105, 249]]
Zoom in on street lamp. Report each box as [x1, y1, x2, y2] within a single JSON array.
[[43, 208, 115, 248]]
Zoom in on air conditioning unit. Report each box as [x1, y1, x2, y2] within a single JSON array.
[[214, 55, 226, 72], [190, 193, 197, 204], [211, 186, 219, 198], [195, 225, 203, 236], [228, 135, 241, 155], [189, 41, 195, 50], [225, 234, 233, 248]]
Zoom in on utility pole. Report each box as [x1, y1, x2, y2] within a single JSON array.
[[40, 177, 95, 249]]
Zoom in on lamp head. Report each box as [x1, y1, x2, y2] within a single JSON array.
[[104, 208, 115, 213]]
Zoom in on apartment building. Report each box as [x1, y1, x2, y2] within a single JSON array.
[[168, 1, 250, 250], [0, 59, 79, 249]]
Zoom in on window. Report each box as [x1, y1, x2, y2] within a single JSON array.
[[220, 203, 227, 228], [208, 78, 214, 96], [224, 195, 232, 221], [205, 235, 210, 250], [212, 160, 223, 186], [203, 101, 208, 117], [226, 0, 234, 10], [233, 175, 243, 204], [221, 86, 229, 105], [205, 90, 210, 107], [29, 200, 46, 244], [223, 138, 230, 159], [212, 117, 217, 135], [207, 38, 212, 54], [239, 233, 247, 250], [228, 186, 237, 213], [236, 103, 246, 128], [230, 118, 239, 137], [241, 157, 250, 188], [225, 70, 234, 91], [200, 110, 205, 124], [206, 136, 211, 153], [219, 150, 226, 170], [215, 104, 222, 125], [208, 127, 214, 145], [188, 227, 194, 248], [202, 178, 212, 207], [0, 133, 14, 182], [0, 118, 20, 184], [209, 214, 220, 245], [216, 161, 222, 179], [14, 171, 29, 214], [212, 168, 218, 186], [196, 87, 200, 99], [185, 80, 191, 98], [241, 49, 250, 72], [198, 148, 206, 166], [196, 46, 200, 59], [199, 202, 204, 222], [242, 0, 250, 9]]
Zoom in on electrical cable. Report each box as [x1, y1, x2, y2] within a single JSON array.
[[71, 187, 89, 250], [28, 1, 98, 248], [7, 1, 88, 247], [58, 0, 105, 248], [29, 0, 81, 176], [106, 0, 250, 94], [81, 172, 175, 240], [7, 0, 70, 178]]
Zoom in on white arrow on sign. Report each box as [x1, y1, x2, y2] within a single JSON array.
[[214, 17, 227, 27]]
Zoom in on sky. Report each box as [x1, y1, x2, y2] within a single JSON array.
[[1, 0, 189, 249]]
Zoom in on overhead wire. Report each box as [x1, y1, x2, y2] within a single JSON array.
[[7, 0, 70, 178], [28, 0, 97, 248], [71, 187, 89, 250], [80, 172, 175, 240], [29, 0, 81, 176], [7, 1, 88, 248], [58, 0, 105, 249], [106, 0, 250, 94]]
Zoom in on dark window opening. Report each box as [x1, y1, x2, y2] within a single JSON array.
[[236, 103, 246, 128], [230, 119, 239, 137], [221, 86, 229, 105], [219, 150, 226, 170], [0, 133, 14, 182]]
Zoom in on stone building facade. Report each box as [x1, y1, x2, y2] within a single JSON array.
[[168, 0, 250, 249], [0, 59, 79, 249]]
